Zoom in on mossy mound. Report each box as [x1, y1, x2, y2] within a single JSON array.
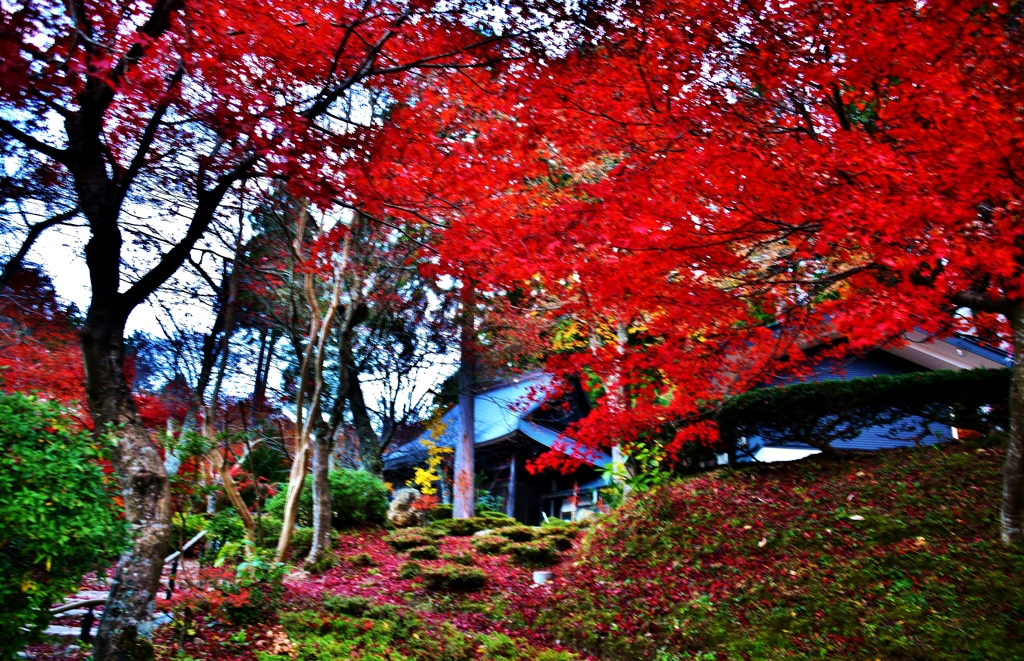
[[384, 528, 438, 551], [472, 534, 511, 555], [540, 442, 1024, 661], [506, 539, 561, 568], [422, 564, 488, 591]]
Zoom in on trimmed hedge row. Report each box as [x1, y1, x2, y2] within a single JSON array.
[[713, 367, 1010, 453]]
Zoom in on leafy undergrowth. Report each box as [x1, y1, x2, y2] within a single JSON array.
[[540, 441, 1024, 660], [150, 523, 593, 661]]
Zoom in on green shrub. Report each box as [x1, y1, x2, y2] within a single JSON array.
[[323, 594, 373, 616], [500, 525, 536, 542], [715, 367, 1010, 452], [507, 540, 560, 568], [206, 510, 247, 543], [476, 490, 506, 513], [478, 510, 514, 522], [398, 561, 423, 579], [214, 540, 248, 566], [280, 603, 474, 661], [263, 468, 388, 528], [0, 394, 128, 658], [290, 527, 314, 556], [422, 564, 488, 591], [170, 512, 207, 550], [385, 529, 436, 551], [255, 514, 283, 548], [408, 545, 439, 560], [429, 504, 453, 521], [472, 535, 511, 555]]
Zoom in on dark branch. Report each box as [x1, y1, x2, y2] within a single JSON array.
[[0, 207, 80, 288], [0, 118, 69, 164]]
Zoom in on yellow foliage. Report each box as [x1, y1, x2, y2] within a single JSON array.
[[406, 438, 452, 496]]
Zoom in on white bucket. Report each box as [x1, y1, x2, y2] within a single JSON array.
[[533, 570, 554, 585]]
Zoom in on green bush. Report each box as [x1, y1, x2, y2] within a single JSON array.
[[263, 468, 388, 528], [306, 553, 337, 575], [170, 512, 206, 550], [385, 529, 436, 551], [398, 561, 422, 579], [290, 527, 314, 556], [408, 545, 439, 560], [206, 510, 247, 543], [428, 504, 453, 521], [472, 535, 511, 555], [507, 540, 561, 568], [478, 510, 514, 522], [536, 527, 578, 551], [477, 633, 581, 661], [255, 514, 283, 548], [280, 601, 475, 660], [323, 594, 373, 616], [422, 564, 488, 591], [0, 394, 128, 658]]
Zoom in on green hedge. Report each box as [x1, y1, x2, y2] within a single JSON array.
[[264, 468, 388, 528], [0, 394, 128, 658], [712, 367, 1010, 453]]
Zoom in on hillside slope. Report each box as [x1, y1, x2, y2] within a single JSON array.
[[540, 441, 1024, 661]]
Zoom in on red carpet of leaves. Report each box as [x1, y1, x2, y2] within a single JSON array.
[[288, 531, 593, 654]]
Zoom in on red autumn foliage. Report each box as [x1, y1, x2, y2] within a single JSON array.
[[0, 269, 187, 432], [349, 0, 1023, 473], [0, 269, 87, 410]]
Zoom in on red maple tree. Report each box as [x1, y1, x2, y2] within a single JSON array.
[[351, 0, 1024, 542]]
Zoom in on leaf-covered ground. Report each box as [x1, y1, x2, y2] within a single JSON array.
[[29, 440, 1024, 661], [149, 526, 592, 661], [541, 440, 1024, 660]]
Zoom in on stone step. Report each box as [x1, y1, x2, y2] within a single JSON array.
[[51, 608, 95, 618], [43, 625, 96, 644]]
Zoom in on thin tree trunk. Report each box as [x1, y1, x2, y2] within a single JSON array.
[[83, 318, 171, 661], [1002, 303, 1024, 544], [276, 221, 348, 562], [197, 226, 257, 547], [166, 259, 232, 476], [453, 281, 475, 519], [307, 301, 363, 567], [251, 329, 279, 426], [210, 448, 256, 541]]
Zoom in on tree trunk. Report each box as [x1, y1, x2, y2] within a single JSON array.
[[348, 361, 383, 478], [306, 424, 333, 567], [210, 448, 256, 544], [275, 436, 312, 561], [306, 296, 366, 567], [1002, 303, 1024, 544], [453, 282, 476, 519], [82, 320, 171, 661], [276, 230, 347, 562]]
